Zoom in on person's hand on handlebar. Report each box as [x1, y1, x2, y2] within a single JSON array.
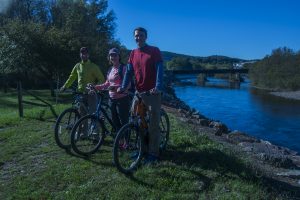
[[150, 87, 161, 95], [117, 87, 125, 93], [108, 85, 118, 91], [86, 83, 95, 91]]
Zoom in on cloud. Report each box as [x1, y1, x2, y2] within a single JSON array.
[[0, 0, 13, 14]]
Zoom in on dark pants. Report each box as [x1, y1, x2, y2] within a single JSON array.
[[79, 93, 98, 135], [109, 96, 130, 131], [79, 93, 97, 115]]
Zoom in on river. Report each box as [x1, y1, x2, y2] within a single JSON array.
[[174, 75, 300, 153]]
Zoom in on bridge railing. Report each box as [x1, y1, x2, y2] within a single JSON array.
[[167, 68, 249, 74]]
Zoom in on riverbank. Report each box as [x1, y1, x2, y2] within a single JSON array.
[[251, 85, 300, 101], [162, 73, 300, 194], [270, 90, 300, 100]]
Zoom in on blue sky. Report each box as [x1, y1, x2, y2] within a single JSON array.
[[108, 0, 300, 60]]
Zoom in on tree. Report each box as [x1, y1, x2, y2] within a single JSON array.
[[0, 0, 119, 95], [249, 47, 300, 90]]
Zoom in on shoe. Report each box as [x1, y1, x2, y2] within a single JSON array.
[[143, 154, 159, 165], [91, 132, 100, 144], [130, 151, 140, 160]]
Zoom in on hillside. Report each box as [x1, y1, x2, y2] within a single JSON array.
[[161, 51, 248, 63]]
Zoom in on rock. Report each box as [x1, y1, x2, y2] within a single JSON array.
[[227, 131, 260, 144], [214, 129, 223, 136], [177, 108, 185, 114], [209, 121, 229, 135], [198, 119, 209, 126], [276, 170, 300, 178], [256, 151, 296, 168]]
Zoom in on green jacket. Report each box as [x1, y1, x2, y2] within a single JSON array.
[[63, 60, 105, 92]]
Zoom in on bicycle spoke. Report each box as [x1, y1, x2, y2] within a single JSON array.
[[113, 124, 142, 174], [71, 115, 104, 156], [55, 108, 80, 149]]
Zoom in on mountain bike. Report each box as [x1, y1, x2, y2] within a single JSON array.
[[54, 91, 110, 150], [113, 91, 170, 174], [70, 89, 115, 156], [54, 92, 87, 149]]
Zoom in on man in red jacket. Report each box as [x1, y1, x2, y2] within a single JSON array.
[[119, 27, 164, 164]]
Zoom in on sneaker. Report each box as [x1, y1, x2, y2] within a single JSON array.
[[130, 151, 140, 160], [143, 154, 159, 165], [91, 132, 100, 144]]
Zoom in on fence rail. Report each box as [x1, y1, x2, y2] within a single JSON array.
[[17, 82, 58, 118]]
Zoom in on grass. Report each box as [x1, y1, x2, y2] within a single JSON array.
[[0, 90, 288, 199]]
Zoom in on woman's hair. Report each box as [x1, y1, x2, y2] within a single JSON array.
[[107, 50, 121, 65]]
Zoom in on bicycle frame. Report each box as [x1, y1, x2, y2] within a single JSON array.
[[89, 90, 116, 135]]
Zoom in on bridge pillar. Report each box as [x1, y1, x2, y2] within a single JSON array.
[[229, 73, 241, 88], [197, 74, 207, 86]]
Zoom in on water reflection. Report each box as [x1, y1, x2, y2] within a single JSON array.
[[174, 75, 300, 153], [250, 88, 300, 117]]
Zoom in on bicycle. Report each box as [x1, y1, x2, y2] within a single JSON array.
[[70, 88, 115, 156], [54, 91, 110, 150], [113, 91, 170, 174], [54, 92, 87, 149]]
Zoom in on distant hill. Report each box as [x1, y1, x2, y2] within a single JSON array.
[[161, 51, 248, 63], [125, 49, 252, 70]]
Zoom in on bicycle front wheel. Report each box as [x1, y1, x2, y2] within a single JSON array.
[[54, 108, 80, 149], [113, 123, 142, 174], [70, 115, 105, 156], [160, 109, 170, 151]]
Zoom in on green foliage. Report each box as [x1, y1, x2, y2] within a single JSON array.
[[167, 57, 193, 70], [166, 54, 246, 71], [249, 47, 300, 90], [0, 0, 119, 91]]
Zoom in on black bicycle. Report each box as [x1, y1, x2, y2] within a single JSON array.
[[54, 92, 86, 149], [70, 89, 115, 156], [113, 91, 170, 174]]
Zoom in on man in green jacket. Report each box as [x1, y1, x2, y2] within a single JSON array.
[[60, 47, 105, 114]]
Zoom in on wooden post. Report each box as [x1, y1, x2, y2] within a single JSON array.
[[56, 76, 59, 105], [17, 81, 23, 117]]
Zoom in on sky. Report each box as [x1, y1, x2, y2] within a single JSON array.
[[108, 0, 300, 60]]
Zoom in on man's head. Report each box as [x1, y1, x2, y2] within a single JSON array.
[[80, 47, 89, 62], [134, 27, 147, 48]]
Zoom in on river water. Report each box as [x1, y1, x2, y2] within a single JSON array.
[[174, 75, 300, 153]]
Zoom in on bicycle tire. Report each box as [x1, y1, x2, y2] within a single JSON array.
[[70, 114, 105, 156], [54, 108, 80, 149], [160, 109, 170, 151], [113, 123, 142, 174]]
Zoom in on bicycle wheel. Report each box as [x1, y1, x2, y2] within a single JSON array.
[[54, 108, 80, 149], [159, 109, 170, 151], [70, 115, 105, 156], [113, 123, 142, 174]]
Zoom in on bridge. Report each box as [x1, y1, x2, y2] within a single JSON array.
[[167, 68, 248, 88], [167, 68, 248, 74]]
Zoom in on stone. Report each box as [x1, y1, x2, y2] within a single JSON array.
[[198, 119, 209, 126], [228, 131, 260, 143], [276, 170, 300, 177]]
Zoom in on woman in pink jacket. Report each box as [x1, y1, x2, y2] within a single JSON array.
[[94, 48, 131, 132]]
